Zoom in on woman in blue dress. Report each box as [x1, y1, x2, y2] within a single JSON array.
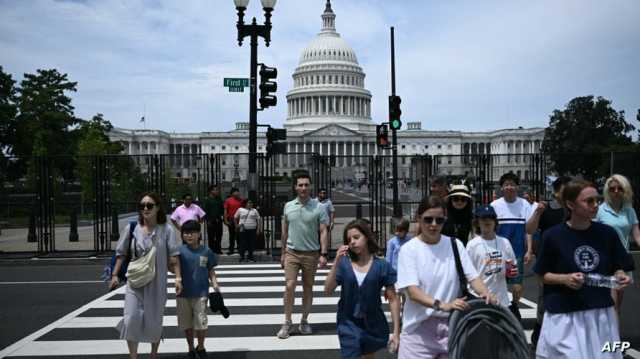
[[325, 219, 401, 359]]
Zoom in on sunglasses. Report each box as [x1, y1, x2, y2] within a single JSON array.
[[138, 202, 157, 210], [451, 196, 468, 202], [422, 216, 446, 225], [609, 186, 624, 193]]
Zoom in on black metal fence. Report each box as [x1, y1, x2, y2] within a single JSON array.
[[1, 152, 638, 257]]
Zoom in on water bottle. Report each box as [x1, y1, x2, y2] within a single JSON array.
[[584, 273, 620, 289]]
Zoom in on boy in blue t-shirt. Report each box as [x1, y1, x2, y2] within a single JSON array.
[[385, 217, 411, 272], [177, 220, 220, 359]]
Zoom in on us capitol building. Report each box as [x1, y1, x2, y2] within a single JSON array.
[[109, 1, 544, 183]]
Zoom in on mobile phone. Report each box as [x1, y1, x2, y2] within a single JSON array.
[[348, 248, 359, 261]]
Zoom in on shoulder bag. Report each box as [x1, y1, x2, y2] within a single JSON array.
[[126, 227, 158, 288], [450, 236, 475, 299]]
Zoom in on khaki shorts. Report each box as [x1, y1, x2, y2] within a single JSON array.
[[177, 297, 208, 330], [284, 249, 319, 288]]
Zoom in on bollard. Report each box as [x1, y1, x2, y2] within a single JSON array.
[[356, 203, 362, 219], [68, 208, 79, 242], [110, 209, 120, 241], [27, 211, 37, 242]]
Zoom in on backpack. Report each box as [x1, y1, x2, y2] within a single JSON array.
[[106, 221, 137, 282]]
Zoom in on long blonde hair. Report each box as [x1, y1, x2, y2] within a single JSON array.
[[603, 174, 634, 208]]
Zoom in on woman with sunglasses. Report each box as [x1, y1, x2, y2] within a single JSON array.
[[534, 180, 634, 359], [397, 195, 497, 358], [109, 192, 182, 359], [442, 184, 474, 246], [596, 174, 640, 317]]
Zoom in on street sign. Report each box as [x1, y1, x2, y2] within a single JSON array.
[[229, 87, 244, 92], [224, 78, 249, 87]]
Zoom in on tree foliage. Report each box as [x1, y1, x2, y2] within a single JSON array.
[[541, 96, 636, 179], [0, 66, 18, 154], [76, 113, 124, 201]]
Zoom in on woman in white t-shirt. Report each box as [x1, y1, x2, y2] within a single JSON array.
[[234, 199, 261, 262], [466, 205, 518, 307], [397, 195, 497, 359]]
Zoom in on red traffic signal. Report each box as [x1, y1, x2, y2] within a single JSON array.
[[376, 124, 389, 148]]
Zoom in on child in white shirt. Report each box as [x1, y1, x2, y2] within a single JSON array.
[[466, 205, 518, 307]]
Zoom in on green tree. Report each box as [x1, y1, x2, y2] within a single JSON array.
[[15, 69, 79, 158], [0, 66, 18, 154], [541, 96, 635, 179], [76, 114, 124, 211]]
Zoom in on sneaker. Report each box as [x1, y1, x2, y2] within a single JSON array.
[[277, 321, 293, 339], [195, 347, 207, 359], [248, 257, 257, 263], [187, 350, 197, 359], [298, 320, 313, 335], [238, 257, 245, 263]]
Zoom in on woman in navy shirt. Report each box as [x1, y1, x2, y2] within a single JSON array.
[[325, 219, 401, 359], [534, 180, 634, 359]]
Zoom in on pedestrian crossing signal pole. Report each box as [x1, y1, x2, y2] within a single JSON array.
[[390, 26, 402, 218]]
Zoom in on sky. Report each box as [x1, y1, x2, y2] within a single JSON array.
[[1, 0, 639, 133]]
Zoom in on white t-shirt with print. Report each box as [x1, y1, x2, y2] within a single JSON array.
[[397, 235, 479, 333], [466, 235, 517, 307], [234, 208, 260, 230]]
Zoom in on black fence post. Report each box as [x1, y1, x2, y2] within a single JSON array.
[[27, 210, 37, 243], [69, 208, 79, 242], [356, 203, 363, 219], [111, 209, 120, 241]]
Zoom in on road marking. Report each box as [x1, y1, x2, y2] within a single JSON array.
[[60, 312, 385, 328], [8, 335, 342, 356], [0, 280, 104, 285], [214, 269, 331, 275], [167, 284, 337, 294], [93, 296, 378, 308], [211, 275, 328, 283]]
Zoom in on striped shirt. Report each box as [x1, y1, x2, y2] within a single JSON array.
[[490, 197, 534, 257]]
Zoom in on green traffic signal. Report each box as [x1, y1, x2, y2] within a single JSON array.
[[388, 95, 402, 129]]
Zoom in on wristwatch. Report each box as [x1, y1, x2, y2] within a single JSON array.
[[320, 252, 328, 258], [433, 299, 441, 312]]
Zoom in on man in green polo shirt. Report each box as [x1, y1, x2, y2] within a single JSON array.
[[203, 185, 224, 254], [277, 173, 329, 339]]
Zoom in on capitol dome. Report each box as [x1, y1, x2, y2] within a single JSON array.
[[285, 0, 375, 133]]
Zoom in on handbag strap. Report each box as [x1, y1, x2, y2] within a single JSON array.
[[450, 236, 471, 298], [127, 221, 137, 260]]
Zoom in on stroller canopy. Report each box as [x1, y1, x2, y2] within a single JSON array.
[[448, 298, 529, 359]]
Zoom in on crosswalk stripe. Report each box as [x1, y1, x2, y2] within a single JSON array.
[[166, 285, 337, 294], [9, 336, 342, 356], [59, 313, 365, 328], [171, 275, 329, 283], [94, 296, 370, 308]]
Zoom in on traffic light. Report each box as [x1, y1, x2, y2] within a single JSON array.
[[259, 64, 277, 109], [266, 127, 287, 157], [389, 95, 402, 130], [376, 124, 389, 148]]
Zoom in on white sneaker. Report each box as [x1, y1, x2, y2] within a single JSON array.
[[277, 321, 293, 339], [298, 320, 313, 335]]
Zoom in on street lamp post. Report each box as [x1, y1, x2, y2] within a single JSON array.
[[233, 0, 277, 202]]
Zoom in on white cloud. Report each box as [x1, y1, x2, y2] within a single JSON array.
[[1, 0, 638, 133]]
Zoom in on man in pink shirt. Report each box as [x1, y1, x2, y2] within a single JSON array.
[[171, 193, 206, 231]]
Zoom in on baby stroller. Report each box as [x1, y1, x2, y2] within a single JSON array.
[[448, 298, 530, 359]]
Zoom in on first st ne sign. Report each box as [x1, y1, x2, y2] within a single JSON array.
[[224, 78, 249, 92]]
